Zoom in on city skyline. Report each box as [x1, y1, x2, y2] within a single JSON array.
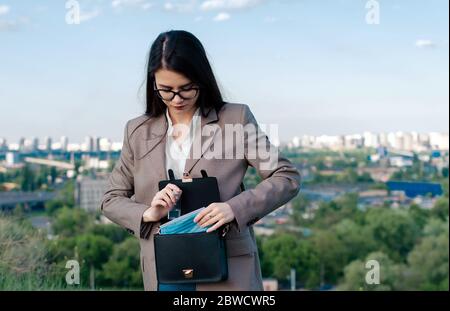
[[1, 129, 448, 153], [0, 0, 448, 142]]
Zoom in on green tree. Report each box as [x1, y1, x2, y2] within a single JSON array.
[[309, 230, 347, 287], [0, 214, 65, 290], [75, 233, 114, 288], [290, 196, 311, 227], [404, 218, 449, 290], [89, 224, 129, 244], [337, 252, 407, 291], [365, 208, 420, 262], [98, 238, 142, 289], [333, 219, 377, 263], [261, 233, 320, 289], [52, 207, 93, 237], [262, 234, 299, 281], [408, 203, 430, 229], [431, 197, 449, 221], [313, 193, 362, 229]]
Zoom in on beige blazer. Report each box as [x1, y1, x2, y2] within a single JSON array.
[[100, 102, 301, 291]]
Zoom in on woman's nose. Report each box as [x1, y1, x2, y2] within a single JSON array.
[[172, 94, 184, 104]]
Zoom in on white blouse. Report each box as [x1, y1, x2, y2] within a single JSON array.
[[165, 107, 201, 180]]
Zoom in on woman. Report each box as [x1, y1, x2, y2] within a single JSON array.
[[100, 30, 301, 291]]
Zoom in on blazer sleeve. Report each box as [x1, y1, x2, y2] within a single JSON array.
[[225, 105, 301, 232], [100, 120, 153, 239]]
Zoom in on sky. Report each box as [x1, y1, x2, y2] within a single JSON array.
[[0, 0, 448, 144]]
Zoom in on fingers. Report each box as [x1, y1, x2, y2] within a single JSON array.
[[152, 199, 169, 209], [206, 219, 225, 233], [163, 189, 176, 205], [166, 183, 182, 194], [151, 183, 183, 211], [154, 189, 177, 206], [165, 184, 182, 204], [155, 191, 174, 209], [199, 213, 222, 228], [194, 205, 214, 224]]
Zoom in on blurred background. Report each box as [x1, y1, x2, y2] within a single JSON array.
[[0, 0, 448, 290]]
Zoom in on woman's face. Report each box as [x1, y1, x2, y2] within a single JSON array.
[[154, 69, 200, 118]]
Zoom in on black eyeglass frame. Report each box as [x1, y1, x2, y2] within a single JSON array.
[[153, 81, 201, 101]]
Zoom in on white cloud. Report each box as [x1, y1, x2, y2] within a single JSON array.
[[141, 2, 154, 10], [0, 4, 10, 15], [79, 8, 101, 22], [164, 2, 174, 10], [201, 0, 263, 11], [112, 0, 154, 11], [0, 16, 30, 31], [213, 11, 230, 21], [0, 4, 30, 32], [415, 39, 436, 49], [0, 20, 15, 31], [163, 0, 197, 13]]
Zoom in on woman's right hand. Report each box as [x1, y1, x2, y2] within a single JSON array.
[[142, 183, 182, 222]]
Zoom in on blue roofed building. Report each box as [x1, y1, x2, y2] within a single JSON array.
[[386, 181, 443, 198]]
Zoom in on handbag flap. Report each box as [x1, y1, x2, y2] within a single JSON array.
[[154, 232, 228, 284]]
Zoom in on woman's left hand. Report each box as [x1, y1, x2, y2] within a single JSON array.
[[194, 202, 235, 233]]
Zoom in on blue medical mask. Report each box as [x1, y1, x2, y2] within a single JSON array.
[[159, 207, 211, 235]]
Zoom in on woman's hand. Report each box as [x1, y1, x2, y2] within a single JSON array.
[[194, 202, 235, 233], [142, 183, 182, 222]]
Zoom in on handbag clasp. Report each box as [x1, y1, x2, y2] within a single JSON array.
[[182, 269, 194, 279]]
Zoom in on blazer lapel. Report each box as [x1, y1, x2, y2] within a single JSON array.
[[135, 107, 219, 178], [184, 107, 219, 176], [135, 113, 168, 180]]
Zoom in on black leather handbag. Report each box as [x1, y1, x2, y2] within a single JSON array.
[[153, 170, 231, 284], [154, 228, 229, 284]]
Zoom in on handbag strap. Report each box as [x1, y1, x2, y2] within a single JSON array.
[[168, 169, 175, 180]]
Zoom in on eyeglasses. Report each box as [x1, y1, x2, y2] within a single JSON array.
[[154, 82, 200, 101]]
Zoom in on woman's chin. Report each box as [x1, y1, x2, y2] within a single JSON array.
[[171, 104, 195, 113]]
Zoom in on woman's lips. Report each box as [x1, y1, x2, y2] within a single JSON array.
[[173, 105, 187, 110]]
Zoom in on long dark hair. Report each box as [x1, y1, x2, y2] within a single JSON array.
[[145, 30, 225, 118]]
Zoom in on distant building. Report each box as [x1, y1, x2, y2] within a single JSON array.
[[84, 136, 94, 152], [5, 152, 20, 166], [44, 136, 52, 151], [363, 131, 379, 148], [94, 137, 101, 152], [0, 137, 7, 151], [389, 156, 413, 167], [386, 181, 443, 198], [75, 177, 109, 211], [18, 137, 25, 152], [429, 132, 449, 150], [31, 137, 39, 151], [60, 136, 69, 152]]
